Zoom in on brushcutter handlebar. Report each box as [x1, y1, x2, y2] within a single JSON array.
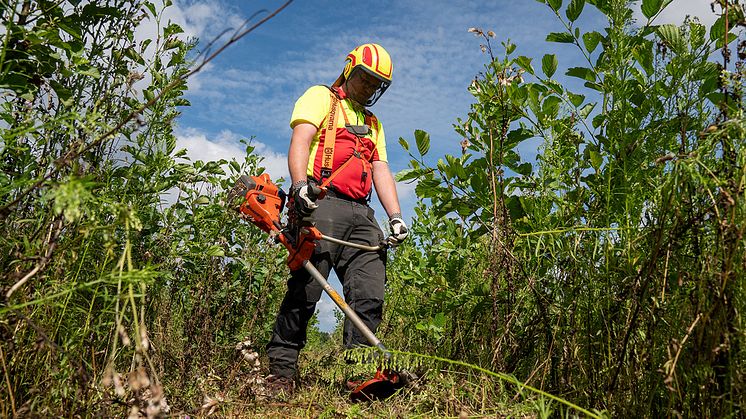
[[319, 233, 387, 251]]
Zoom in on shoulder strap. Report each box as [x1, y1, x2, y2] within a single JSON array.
[[320, 90, 339, 181]]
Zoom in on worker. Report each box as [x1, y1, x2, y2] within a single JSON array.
[[264, 43, 408, 396]]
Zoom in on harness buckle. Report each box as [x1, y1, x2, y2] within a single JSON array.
[[320, 169, 332, 179]]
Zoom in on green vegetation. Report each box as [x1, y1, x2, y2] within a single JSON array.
[[1, 0, 744, 417], [386, 0, 745, 417]]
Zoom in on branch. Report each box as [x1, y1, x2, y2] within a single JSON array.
[[6, 217, 63, 299]]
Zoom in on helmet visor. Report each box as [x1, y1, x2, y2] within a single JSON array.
[[349, 66, 391, 106]]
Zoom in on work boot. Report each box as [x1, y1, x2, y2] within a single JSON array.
[[258, 374, 295, 400]]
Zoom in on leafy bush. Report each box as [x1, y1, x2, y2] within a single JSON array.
[[385, 0, 745, 416], [0, 1, 287, 415]]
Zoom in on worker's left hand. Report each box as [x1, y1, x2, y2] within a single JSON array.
[[387, 216, 409, 247]]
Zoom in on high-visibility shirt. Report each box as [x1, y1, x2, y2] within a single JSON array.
[[290, 85, 387, 200]]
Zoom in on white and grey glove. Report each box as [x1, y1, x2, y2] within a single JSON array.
[[387, 214, 409, 247], [292, 181, 319, 217]]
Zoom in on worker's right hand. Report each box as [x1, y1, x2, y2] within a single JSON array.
[[292, 182, 319, 217], [387, 216, 409, 247]]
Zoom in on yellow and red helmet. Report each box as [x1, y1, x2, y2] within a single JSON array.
[[334, 43, 393, 106]]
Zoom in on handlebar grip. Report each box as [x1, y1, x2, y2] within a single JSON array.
[[307, 184, 323, 201]]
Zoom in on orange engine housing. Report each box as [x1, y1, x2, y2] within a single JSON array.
[[235, 173, 285, 234], [233, 173, 322, 270]]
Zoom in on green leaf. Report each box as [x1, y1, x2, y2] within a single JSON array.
[[541, 54, 558, 78], [166, 135, 176, 154], [582, 31, 604, 53], [589, 150, 602, 170], [546, 79, 564, 95], [193, 196, 210, 205], [641, 0, 663, 19], [396, 168, 420, 182], [632, 41, 654, 75], [144, 1, 157, 17], [548, 0, 562, 11], [433, 312, 446, 327], [566, 0, 585, 21], [206, 245, 225, 257], [143, 88, 154, 102], [584, 81, 603, 92], [49, 80, 72, 103], [710, 16, 725, 41], [58, 19, 83, 40], [546, 32, 575, 43], [587, 0, 611, 14], [515, 162, 533, 176], [542, 95, 562, 118], [578, 103, 596, 119], [579, 102, 596, 119], [591, 112, 605, 128], [515, 56, 535, 75], [78, 65, 100, 79], [568, 92, 585, 107], [715, 32, 738, 49], [398, 137, 410, 151], [414, 130, 430, 156], [509, 84, 528, 104], [657, 24, 684, 54], [506, 128, 534, 149], [566, 66, 596, 82], [174, 163, 196, 174], [504, 41, 517, 55], [163, 23, 184, 37], [506, 195, 526, 220]]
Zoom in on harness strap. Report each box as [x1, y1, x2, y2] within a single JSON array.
[[320, 93, 339, 181]]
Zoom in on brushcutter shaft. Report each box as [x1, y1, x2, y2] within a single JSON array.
[[302, 260, 388, 354]]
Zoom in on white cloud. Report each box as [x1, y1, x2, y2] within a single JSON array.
[[129, 0, 246, 93], [175, 127, 289, 180], [632, 0, 719, 28], [163, 0, 246, 43]]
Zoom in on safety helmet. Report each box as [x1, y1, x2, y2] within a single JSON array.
[[333, 43, 393, 106]]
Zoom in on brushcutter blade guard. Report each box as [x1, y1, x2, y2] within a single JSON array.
[[349, 369, 402, 402]]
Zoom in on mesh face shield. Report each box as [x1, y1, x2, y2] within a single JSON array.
[[351, 66, 391, 106], [364, 82, 390, 106]]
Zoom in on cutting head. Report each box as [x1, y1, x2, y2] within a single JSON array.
[[349, 369, 401, 402]]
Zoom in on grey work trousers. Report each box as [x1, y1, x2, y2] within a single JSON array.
[[267, 195, 387, 378]]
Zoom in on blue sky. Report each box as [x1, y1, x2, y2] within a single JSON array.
[[155, 0, 719, 331]]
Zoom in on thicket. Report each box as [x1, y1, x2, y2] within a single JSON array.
[[383, 0, 745, 416], [0, 1, 290, 416]]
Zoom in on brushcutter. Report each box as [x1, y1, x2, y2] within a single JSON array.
[[228, 173, 402, 401]]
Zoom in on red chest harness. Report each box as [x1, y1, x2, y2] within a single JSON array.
[[317, 87, 379, 193]]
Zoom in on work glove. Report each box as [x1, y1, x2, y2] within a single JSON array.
[[292, 181, 319, 217], [387, 215, 409, 247]]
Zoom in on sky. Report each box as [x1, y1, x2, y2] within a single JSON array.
[[152, 0, 722, 331]]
